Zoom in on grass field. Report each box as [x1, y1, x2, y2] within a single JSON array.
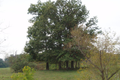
[[1, 67, 120, 80], [0, 68, 80, 80], [0, 68, 12, 80]]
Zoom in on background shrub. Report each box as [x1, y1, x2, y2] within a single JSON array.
[[27, 62, 37, 69], [8, 53, 29, 72], [8, 53, 45, 72], [28, 62, 46, 70], [0, 58, 9, 68]]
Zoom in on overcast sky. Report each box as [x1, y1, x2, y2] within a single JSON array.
[[0, 0, 120, 59]]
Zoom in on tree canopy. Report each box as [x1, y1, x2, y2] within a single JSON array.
[[24, 0, 100, 70]]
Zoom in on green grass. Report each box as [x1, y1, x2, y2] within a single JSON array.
[[0, 68, 80, 80], [1, 67, 120, 80], [34, 70, 79, 80], [0, 68, 12, 80]]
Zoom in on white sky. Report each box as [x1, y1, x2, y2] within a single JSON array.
[[0, 0, 120, 59]]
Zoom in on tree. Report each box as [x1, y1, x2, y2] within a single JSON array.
[[0, 58, 9, 68], [24, 0, 100, 70], [90, 31, 120, 80], [71, 27, 120, 80], [0, 58, 5, 68]]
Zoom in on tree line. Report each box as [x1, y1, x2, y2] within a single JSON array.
[[0, 58, 9, 68]]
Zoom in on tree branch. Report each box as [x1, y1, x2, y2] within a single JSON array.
[[78, 46, 102, 72], [107, 68, 120, 80]]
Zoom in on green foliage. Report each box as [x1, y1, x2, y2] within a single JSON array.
[[4, 57, 10, 67], [24, 0, 100, 70], [8, 52, 45, 72], [27, 62, 46, 70], [75, 31, 120, 80], [8, 53, 29, 72], [57, 49, 84, 61], [0, 58, 9, 68], [27, 62, 37, 70], [11, 66, 35, 80]]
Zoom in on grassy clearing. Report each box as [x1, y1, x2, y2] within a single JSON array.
[[0, 68, 80, 80]]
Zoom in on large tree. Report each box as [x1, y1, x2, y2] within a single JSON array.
[[24, 0, 100, 70]]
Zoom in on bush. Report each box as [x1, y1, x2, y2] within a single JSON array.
[[11, 66, 35, 80], [8, 53, 45, 72], [27, 62, 37, 69], [9, 53, 29, 72], [35, 62, 46, 70], [28, 62, 46, 70]]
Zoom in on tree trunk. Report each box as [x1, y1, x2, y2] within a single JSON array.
[[46, 62, 49, 70], [78, 61, 80, 68], [56, 63, 57, 70], [71, 61, 74, 69], [74, 61, 77, 68], [64, 62, 65, 69], [66, 61, 69, 69], [59, 61, 62, 70], [101, 71, 105, 80]]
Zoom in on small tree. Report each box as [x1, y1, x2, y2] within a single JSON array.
[[72, 27, 120, 80]]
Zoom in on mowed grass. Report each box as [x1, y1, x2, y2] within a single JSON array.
[[0, 68, 80, 80]]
